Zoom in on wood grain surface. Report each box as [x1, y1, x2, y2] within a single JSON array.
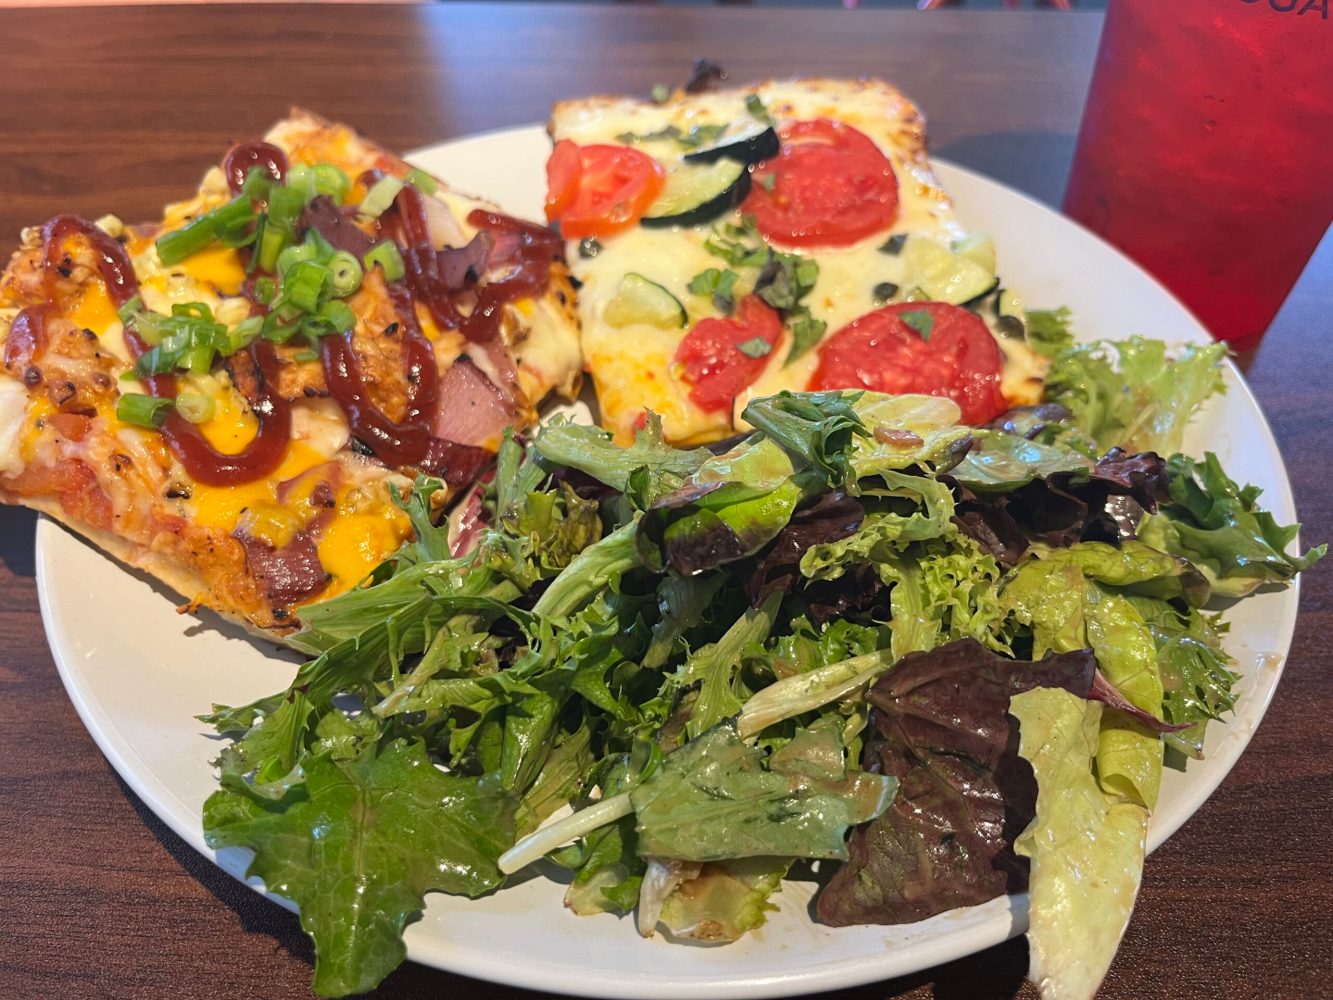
[[0, 5, 1328, 999]]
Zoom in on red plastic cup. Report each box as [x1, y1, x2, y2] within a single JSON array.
[[1063, 0, 1333, 352]]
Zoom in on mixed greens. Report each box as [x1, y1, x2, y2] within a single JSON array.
[[201, 316, 1321, 998]]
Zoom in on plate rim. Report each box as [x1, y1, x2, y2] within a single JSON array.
[[34, 123, 1302, 999]]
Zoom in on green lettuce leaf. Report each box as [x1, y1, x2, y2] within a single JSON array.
[[1126, 596, 1237, 758], [203, 740, 514, 998], [949, 430, 1091, 492], [848, 393, 974, 483], [534, 411, 710, 503], [1011, 687, 1148, 1000], [562, 814, 644, 917], [1024, 307, 1076, 358], [657, 856, 790, 942], [1001, 546, 1170, 810], [630, 719, 895, 862], [1140, 452, 1325, 597], [672, 592, 781, 739], [741, 389, 869, 489], [1043, 336, 1226, 455]]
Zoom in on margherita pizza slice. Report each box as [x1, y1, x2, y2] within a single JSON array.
[[547, 78, 1047, 444], [0, 110, 580, 634]]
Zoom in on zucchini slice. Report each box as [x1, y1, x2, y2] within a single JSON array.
[[901, 237, 999, 305], [641, 159, 749, 229], [604, 273, 688, 329], [682, 124, 780, 166], [952, 234, 997, 274]]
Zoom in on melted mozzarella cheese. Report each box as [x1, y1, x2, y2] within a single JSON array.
[[0, 375, 29, 475]]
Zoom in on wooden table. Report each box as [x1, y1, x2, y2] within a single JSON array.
[[1, 4, 1329, 998]]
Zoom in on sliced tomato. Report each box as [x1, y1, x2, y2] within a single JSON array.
[[544, 139, 582, 221], [543, 140, 665, 240], [675, 296, 783, 414], [745, 118, 899, 249], [809, 302, 1007, 424]]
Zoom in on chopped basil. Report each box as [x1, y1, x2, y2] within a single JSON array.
[[755, 255, 818, 312], [615, 123, 726, 150], [899, 308, 936, 341], [615, 125, 682, 145], [736, 336, 772, 359], [687, 267, 740, 314], [578, 237, 603, 259], [700, 215, 825, 364], [785, 313, 827, 365], [680, 123, 728, 149], [745, 94, 773, 125], [879, 234, 908, 256], [873, 282, 900, 304]]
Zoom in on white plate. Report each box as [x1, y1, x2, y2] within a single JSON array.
[[39, 125, 1301, 999]]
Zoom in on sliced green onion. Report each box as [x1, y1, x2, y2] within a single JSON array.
[[258, 185, 309, 272], [252, 276, 277, 305], [283, 260, 329, 313], [155, 195, 259, 264], [240, 167, 274, 200], [183, 343, 215, 374], [212, 196, 263, 250], [261, 317, 301, 343], [228, 316, 263, 351], [174, 390, 216, 424], [130, 302, 229, 377], [298, 300, 357, 340], [313, 300, 356, 334], [276, 241, 318, 275], [116, 392, 173, 429], [327, 251, 363, 297], [304, 228, 335, 262], [363, 240, 405, 282], [358, 176, 404, 219], [313, 164, 351, 203], [293, 348, 320, 363], [156, 216, 219, 266], [285, 164, 319, 203], [117, 296, 144, 324], [405, 167, 438, 196], [244, 214, 267, 275], [257, 225, 289, 276]]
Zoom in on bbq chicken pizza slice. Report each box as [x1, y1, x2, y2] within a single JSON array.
[[0, 110, 580, 634], [547, 78, 1049, 445]]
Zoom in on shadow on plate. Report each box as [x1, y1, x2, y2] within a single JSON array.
[[39, 515, 305, 665]]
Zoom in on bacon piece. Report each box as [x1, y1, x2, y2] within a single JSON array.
[[432, 357, 515, 447], [298, 196, 376, 257], [235, 531, 330, 608]]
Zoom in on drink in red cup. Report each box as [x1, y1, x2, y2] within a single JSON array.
[[1063, 0, 1333, 352]]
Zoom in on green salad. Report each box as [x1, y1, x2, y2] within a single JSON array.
[[201, 315, 1322, 999]]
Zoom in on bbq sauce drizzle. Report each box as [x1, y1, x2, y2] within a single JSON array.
[[40, 214, 292, 487], [32, 140, 562, 487]]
